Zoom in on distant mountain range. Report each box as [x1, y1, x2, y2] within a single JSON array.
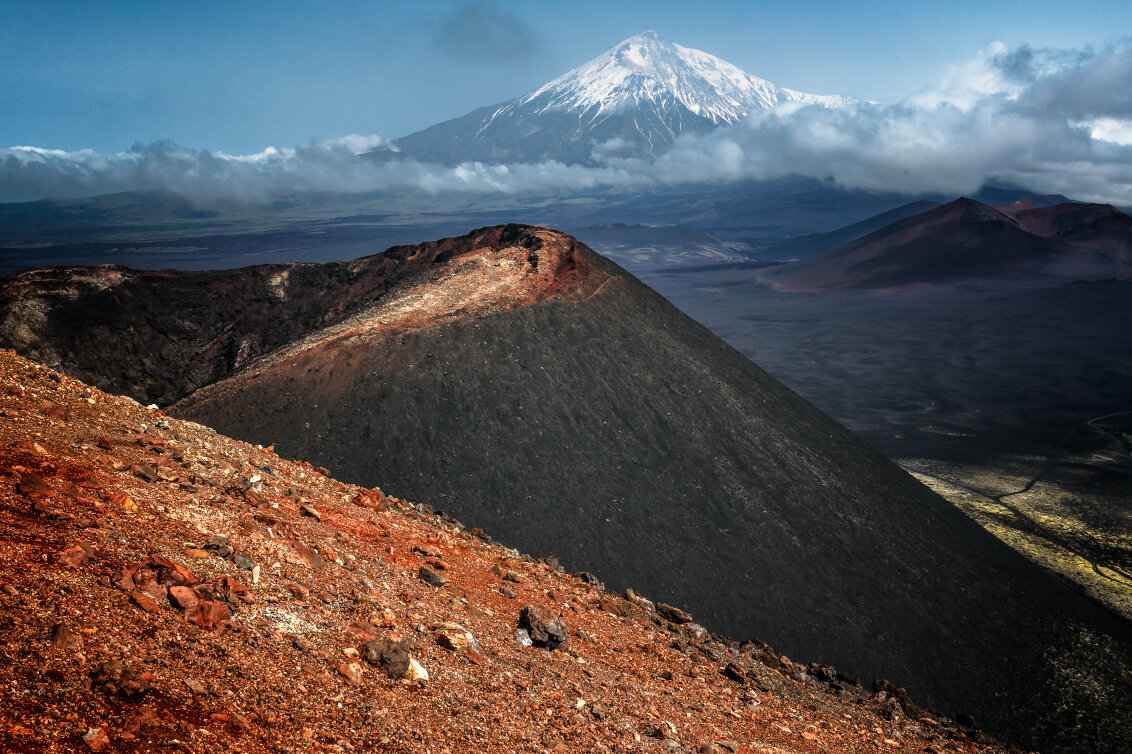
[[381, 31, 853, 165], [766, 197, 1132, 290]]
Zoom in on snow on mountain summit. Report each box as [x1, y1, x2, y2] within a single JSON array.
[[390, 31, 853, 165], [517, 30, 850, 124]]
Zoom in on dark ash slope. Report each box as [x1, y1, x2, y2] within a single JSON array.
[[3, 226, 1130, 751]]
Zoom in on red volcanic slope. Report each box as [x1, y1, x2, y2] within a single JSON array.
[[0, 349, 1012, 754], [767, 198, 1132, 291]]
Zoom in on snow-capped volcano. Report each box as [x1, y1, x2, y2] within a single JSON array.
[[389, 31, 853, 165], [519, 30, 849, 125]]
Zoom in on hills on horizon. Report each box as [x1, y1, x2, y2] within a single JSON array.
[[766, 197, 1132, 290], [2, 225, 1130, 752]]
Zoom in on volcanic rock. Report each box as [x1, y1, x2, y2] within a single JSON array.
[[418, 565, 448, 588], [363, 638, 410, 679], [518, 604, 568, 650], [168, 585, 198, 611], [50, 621, 82, 653], [90, 660, 150, 699], [129, 591, 160, 613], [657, 602, 693, 624], [185, 599, 229, 630]]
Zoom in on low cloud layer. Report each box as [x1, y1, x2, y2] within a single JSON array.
[[3, 40, 1132, 206]]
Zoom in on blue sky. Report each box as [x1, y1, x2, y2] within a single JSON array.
[[4, 0, 1132, 154]]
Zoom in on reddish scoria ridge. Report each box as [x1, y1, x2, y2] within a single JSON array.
[[0, 224, 613, 408], [0, 349, 1016, 754]]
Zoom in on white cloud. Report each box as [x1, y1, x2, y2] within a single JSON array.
[[3, 40, 1132, 206], [1087, 117, 1132, 145]]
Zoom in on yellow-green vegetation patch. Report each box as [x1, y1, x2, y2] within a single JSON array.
[[904, 456, 1132, 621]]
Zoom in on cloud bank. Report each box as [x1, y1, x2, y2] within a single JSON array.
[[3, 40, 1132, 206]]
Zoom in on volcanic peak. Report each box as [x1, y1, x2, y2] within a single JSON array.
[[388, 32, 853, 164], [495, 30, 850, 127]]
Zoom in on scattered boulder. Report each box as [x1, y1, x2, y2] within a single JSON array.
[[338, 661, 364, 685], [722, 662, 747, 684], [300, 504, 321, 521], [418, 565, 448, 588], [596, 597, 621, 615], [575, 571, 604, 589], [874, 679, 925, 718], [186, 599, 230, 630], [625, 588, 654, 612], [216, 575, 249, 604], [435, 622, 479, 652], [58, 545, 90, 568], [168, 585, 199, 611], [90, 660, 151, 698], [683, 623, 709, 641], [289, 540, 325, 569], [138, 582, 167, 604], [363, 638, 410, 679], [83, 727, 110, 751], [133, 554, 197, 588], [517, 604, 567, 650], [657, 602, 693, 624], [130, 463, 159, 482], [51, 621, 82, 653], [130, 591, 161, 613], [204, 534, 235, 559], [403, 657, 429, 683], [183, 677, 207, 695], [17, 473, 50, 498]]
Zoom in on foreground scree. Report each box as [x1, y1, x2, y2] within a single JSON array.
[[2, 225, 1130, 751], [0, 349, 1014, 753]]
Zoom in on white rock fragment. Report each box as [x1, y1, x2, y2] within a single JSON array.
[[402, 657, 429, 683]]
